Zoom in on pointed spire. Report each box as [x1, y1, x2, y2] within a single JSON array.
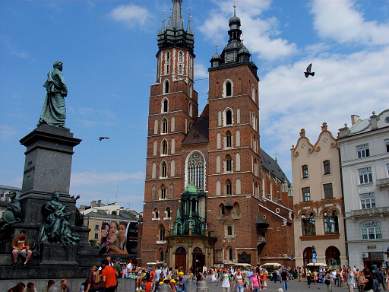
[[172, 0, 183, 29], [187, 12, 192, 33], [233, 0, 237, 16]]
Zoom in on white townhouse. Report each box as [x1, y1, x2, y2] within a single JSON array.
[[338, 110, 389, 268]]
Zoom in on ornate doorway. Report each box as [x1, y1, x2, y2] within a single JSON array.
[[192, 247, 205, 274], [325, 246, 341, 267], [175, 247, 187, 272], [303, 247, 313, 266]]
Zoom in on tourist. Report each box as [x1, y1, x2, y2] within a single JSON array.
[[220, 269, 231, 292], [306, 269, 312, 288], [347, 267, 356, 292], [11, 231, 32, 265], [127, 259, 133, 276], [101, 259, 118, 292], [250, 270, 261, 292], [363, 268, 374, 292], [85, 265, 103, 292], [176, 271, 186, 292], [59, 279, 70, 292], [324, 272, 332, 292], [47, 280, 58, 292], [8, 282, 25, 292], [281, 268, 288, 291], [234, 269, 245, 292], [26, 282, 37, 292]]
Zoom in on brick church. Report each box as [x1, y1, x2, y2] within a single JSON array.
[[141, 0, 294, 271]]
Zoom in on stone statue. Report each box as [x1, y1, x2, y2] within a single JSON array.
[[38, 61, 68, 128], [0, 192, 22, 232], [39, 193, 79, 245]]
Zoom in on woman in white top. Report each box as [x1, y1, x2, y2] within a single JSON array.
[[221, 270, 231, 292]]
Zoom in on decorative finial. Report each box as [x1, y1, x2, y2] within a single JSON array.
[[300, 128, 306, 138], [233, 0, 237, 16], [321, 122, 328, 131]]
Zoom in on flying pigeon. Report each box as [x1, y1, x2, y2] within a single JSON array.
[[304, 64, 315, 78], [98, 137, 110, 142]]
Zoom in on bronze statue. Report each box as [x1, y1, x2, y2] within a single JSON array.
[[0, 192, 22, 232], [39, 193, 79, 245], [38, 61, 68, 127]]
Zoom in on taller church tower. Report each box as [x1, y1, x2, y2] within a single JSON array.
[[141, 0, 199, 263]]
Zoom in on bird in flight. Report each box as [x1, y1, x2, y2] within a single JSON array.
[[304, 64, 315, 78], [98, 137, 110, 142]]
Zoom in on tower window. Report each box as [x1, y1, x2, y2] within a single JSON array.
[[161, 161, 167, 178], [163, 80, 170, 94], [226, 131, 232, 148], [162, 98, 169, 113], [161, 118, 168, 134], [226, 179, 232, 195], [153, 208, 159, 219], [224, 80, 233, 97], [161, 140, 168, 156], [159, 225, 165, 241], [178, 51, 184, 63], [226, 155, 232, 172], [225, 109, 233, 126], [160, 185, 166, 200], [165, 207, 171, 219]]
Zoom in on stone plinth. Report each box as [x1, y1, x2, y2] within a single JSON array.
[[20, 124, 81, 195]]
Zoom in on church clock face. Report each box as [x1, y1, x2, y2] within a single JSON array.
[[225, 52, 234, 63]]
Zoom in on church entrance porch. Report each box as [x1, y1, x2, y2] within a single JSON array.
[[175, 247, 187, 272]]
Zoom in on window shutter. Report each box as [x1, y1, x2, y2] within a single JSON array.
[[237, 109, 240, 124], [236, 179, 241, 195], [236, 131, 240, 147], [154, 120, 158, 135], [236, 154, 241, 171], [153, 141, 157, 156], [217, 133, 221, 149], [171, 160, 175, 177], [171, 117, 175, 132], [216, 181, 221, 196], [171, 139, 175, 154], [216, 156, 221, 173], [152, 163, 157, 179], [218, 111, 222, 127]]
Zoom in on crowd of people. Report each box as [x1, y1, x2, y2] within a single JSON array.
[[6, 258, 389, 292]]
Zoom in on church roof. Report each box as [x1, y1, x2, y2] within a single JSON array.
[[261, 148, 290, 186], [182, 105, 209, 145]]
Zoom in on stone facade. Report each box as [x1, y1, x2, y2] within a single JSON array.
[[291, 123, 347, 267], [338, 110, 389, 268], [141, 0, 294, 270]]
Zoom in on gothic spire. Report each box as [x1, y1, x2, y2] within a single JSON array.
[[171, 0, 183, 29]]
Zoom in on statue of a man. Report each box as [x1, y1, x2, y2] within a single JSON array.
[[38, 61, 68, 128]]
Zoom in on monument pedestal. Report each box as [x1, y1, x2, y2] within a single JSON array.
[[0, 124, 99, 280]]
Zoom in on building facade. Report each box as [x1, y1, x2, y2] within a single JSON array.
[[81, 201, 140, 259], [141, 0, 294, 270], [338, 110, 389, 268], [291, 123, 347, 267]]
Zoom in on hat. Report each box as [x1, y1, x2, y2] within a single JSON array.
[[178, 272, 184, 276]]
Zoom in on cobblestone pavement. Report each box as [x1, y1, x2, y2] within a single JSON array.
[[183, 279, 349, 292]]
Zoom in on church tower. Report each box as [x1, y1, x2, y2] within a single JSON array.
[[141, 0, 198, 263], [206, 9, 263, 264]]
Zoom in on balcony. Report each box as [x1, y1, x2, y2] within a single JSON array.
[[349, 207, 389, 218], [376, 177, 389, 189]]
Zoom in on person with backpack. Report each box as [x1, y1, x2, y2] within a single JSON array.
[[101, 259, 118, 292], [85, 265, 104, 292]]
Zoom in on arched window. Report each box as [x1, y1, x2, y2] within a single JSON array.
[[302, 213, 316, 236], [160, 185, 167, 200], [153, 208, 159, 219], [161, 140, 168, 156], [165, 207, 171, 219], [323, 210, 339, 234], [226, 131, 232, 148], [225, 109, 233, 126], [178, 64, 184, 75], [226, 155, 232, 172], [186, 151, 205, 191], [152, 185, 157, 200], [224, 80, 233, 97], [226, 179, 232, 196], [164, 79, 170, 94], [161, 161, 167, 178], [361, 221, 382, 240], [178, 51, 184, 63], [161, 118, 168, 134], [165, 52, 170, 75], [162, 98, 169, 113], [159, 225, 165, 241], [232, 202, 240, 217]]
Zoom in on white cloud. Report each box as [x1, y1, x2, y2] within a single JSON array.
[[195, 63, 209, 80], [110, 3, 151, 28], [261, 46, 389, 176], [71, 170, 144, 187], [200, 0, 297, 60], [311, 0, 389, 45]]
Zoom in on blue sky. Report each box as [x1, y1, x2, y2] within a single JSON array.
[[1, 0, 389, 211]]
